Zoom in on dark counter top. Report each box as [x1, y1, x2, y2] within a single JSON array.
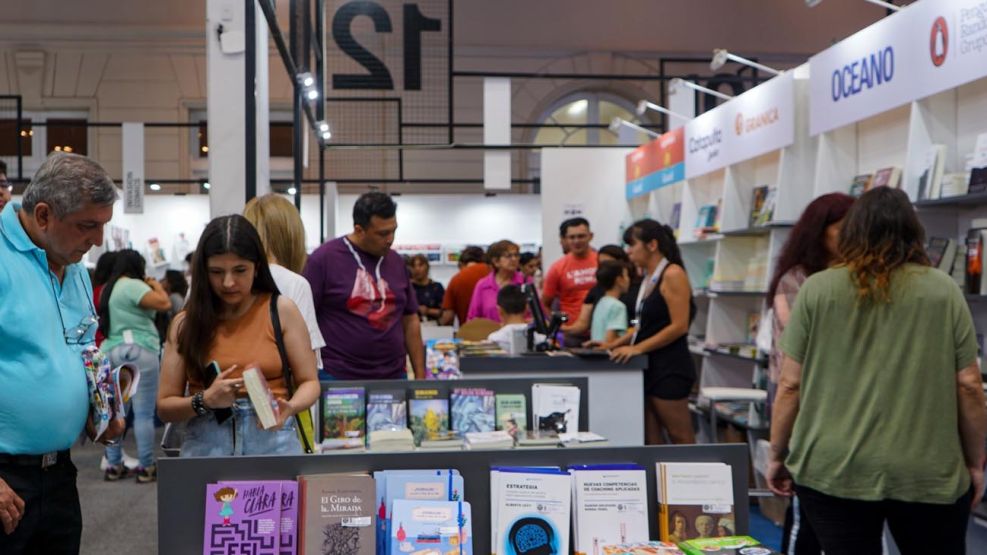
[[460, 354, 647, 373]]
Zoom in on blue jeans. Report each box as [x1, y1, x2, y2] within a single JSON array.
[[105, 344, 159, 469], [179, 399, 302, 457]]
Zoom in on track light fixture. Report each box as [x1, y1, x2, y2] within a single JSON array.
[[670, 78, 733, 101], [608, 117, 661, 139], [805, 0, 902, 11], [710, 49, 782, 75], [297, 72, 315, 88], [287, 187, 298, 196], [317, 121, 332, 141], [634, 101, 693, 123]]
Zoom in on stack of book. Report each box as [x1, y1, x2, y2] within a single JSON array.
[[375, 469, 467, 555], [202, 480, 300, 555], [451, 387, 496, 434], [367, 428, 415, 452], [464, 430, 515, 449], [678, 537, 780, 555], [559, 431, 609, 447], [515, 430, 560, 448], [419, 430, 465, 451], [297, 473, 375, 555]]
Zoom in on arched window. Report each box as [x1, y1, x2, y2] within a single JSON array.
[[528, 92, 655, 186]]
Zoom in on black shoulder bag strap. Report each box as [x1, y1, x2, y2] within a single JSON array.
[[269, 293, 315, 454]]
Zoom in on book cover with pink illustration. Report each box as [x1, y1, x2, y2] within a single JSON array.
[[203, 481, 283, 555]]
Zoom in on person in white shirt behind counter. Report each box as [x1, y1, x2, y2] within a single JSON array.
[[486, 285, 544, 352]]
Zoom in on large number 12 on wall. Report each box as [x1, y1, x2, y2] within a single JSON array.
[[331, 0, 443, 90]]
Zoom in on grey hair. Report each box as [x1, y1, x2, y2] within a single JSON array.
[[22, 152, 118, 217]]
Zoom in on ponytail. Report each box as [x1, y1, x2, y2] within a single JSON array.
[[623, 219, 684, 268]]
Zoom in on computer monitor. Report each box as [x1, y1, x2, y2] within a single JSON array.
[[522, 283, 549, 335]]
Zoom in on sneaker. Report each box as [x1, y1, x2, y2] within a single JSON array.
[[135, 465, 157, 484], [104, 464, 130, 482], [100, 451, 139, 471]]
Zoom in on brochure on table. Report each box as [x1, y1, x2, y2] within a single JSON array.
[[809, 0, 987, 136]]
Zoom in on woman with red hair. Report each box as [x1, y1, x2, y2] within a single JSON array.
[[766, 192, 853, 555]]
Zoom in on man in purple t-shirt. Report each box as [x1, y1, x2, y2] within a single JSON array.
[[303, 192, 425, 379]]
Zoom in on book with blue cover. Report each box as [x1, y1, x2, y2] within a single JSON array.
[[451, 388, 496, 434], [367, 389, 408, 433], [373, 469, 463, 555], [389, 499, 472, 555]]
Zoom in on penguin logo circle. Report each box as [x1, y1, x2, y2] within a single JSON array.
[[734, 113, 744, 136], [930, 16, 948, 67]]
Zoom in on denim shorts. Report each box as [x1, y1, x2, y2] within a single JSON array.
[[179, 399, 302, 457]]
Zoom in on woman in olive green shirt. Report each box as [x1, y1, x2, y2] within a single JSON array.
[[767, 187, 986, 554]]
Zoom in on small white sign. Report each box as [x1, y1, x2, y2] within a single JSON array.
[[122, 122, 144, 214], [809, 0, 987, 136], [685, 72, 795, 179], [562, 203, 585, 218]]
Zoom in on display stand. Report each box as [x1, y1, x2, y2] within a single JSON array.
[[459, 355, 647, 446], [158, 443, 750, 555], [321, 377, 591, 435]]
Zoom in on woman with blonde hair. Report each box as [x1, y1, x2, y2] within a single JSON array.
[[244, 194, 326, 375]]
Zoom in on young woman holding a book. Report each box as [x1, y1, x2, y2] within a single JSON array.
[[609, 219, 696, 445], [767, 187, 987, 554], [156, 215, 320, 456], [764, 192, 853, 555]]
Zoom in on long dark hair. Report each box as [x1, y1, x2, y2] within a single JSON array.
[[622, 219, 684, 268], [177, 215, 280, 382], [838, 187, 929, 303], [768, 193, 855, 300], [97, 249, 147, 337]]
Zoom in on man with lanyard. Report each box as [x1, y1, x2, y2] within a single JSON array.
[[304, 192, 426, 380], [0, 152, 124, 553]]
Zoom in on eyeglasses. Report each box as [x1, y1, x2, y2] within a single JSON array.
[[49, 274, 99, 345]]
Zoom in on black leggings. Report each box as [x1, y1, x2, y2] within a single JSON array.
[[795, 484, 972, 555]]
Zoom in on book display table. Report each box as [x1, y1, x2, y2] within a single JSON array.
[[158, 443, 749, 555], [460, 354, 648, 446]]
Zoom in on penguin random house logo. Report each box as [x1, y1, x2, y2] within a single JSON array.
[[931, 16, 949, 67]]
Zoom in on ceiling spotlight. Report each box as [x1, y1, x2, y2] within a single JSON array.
[[202, 182, 211, 190], [321, 130, 332, 141], [306, 89, 319, 101], [297, 72, 315, 88], [710, 49, 782, 75], [635, 101, 693, 123], [806, 0, 902, 10], [609, 117, 661, 138], [149, 183, 161, 191], [287, 187, 298, 195], [318, 121, 330, 133], [670, 78, 733, 101]]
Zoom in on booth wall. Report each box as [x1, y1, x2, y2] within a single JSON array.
[[85, 193, 540, 285], [540, 148, 634, 268]]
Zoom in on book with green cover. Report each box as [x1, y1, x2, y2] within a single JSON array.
[[678, 536, 779, 555], [495, 394, 527, 438], [408, 388, 449, 446]]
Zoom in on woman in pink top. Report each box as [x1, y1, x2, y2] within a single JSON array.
[[467, 240, 530, 322]]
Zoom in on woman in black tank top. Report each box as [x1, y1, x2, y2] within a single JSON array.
[[610, 219, 696, 445]]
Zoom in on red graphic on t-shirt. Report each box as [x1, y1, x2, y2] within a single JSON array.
[[346, 268, 397, 330]]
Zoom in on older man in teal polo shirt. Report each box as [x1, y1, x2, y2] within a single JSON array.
[[0, 152, 123, 554]]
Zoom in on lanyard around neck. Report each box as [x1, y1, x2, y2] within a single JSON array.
[[634, 258, 669, 338], [343, 236, 385, 300]]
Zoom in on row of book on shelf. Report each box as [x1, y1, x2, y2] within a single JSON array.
[[672, 185, 779, 241], [203, 462, 779, 555], [852, 133, 987, 201], [320, 384, 604, 453]]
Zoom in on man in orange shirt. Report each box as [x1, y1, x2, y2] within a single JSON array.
[[543, 218, 598, 329], [439, 246, 490, 326]]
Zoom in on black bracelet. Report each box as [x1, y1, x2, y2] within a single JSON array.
[[191, 391, 211, 416]]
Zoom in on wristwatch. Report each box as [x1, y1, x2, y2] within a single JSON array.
[[191, 391, 211, 416]]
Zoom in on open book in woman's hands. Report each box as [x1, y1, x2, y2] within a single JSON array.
[[81, 346, 140, 442]]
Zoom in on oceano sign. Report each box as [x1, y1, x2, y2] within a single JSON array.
[[829, 46, 895, 102]]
